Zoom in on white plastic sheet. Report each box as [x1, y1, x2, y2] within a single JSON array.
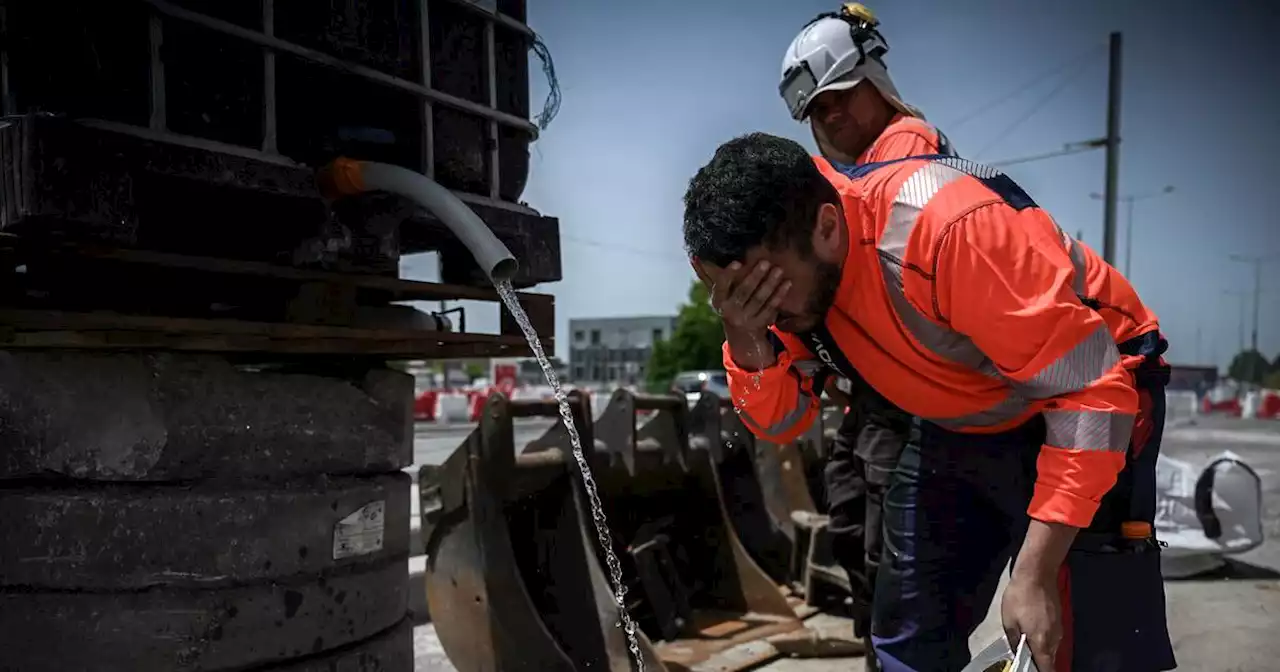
[[433, 393, 471, 424], [1155, 450, 1265, 578]]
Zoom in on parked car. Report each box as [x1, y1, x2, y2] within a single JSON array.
[[671, 370, 730, 408]]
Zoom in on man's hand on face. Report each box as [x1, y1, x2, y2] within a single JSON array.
[[693, 258, 792, 372], [693, 259, 791, 333]]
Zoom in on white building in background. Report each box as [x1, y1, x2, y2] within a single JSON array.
[[568, 315, 677, 387]]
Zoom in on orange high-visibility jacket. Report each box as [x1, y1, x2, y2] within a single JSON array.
[[857, 114, 955, 164], [724, 155, 1158, 527]]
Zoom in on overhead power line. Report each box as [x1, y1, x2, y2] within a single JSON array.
[[561, 234, 690, 267], [987, 138, 1105, 167], [972, 51, 1103, 160], [943, 43, 1106, 132]]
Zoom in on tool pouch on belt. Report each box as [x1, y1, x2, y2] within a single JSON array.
[[1064, 528, 1176, 670], [1064, 329, 1177, 671]]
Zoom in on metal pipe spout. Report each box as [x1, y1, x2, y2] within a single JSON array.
[[318, 158, 518, 283]]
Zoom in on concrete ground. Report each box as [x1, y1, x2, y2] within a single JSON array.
[[412, 415, 1280, 671]]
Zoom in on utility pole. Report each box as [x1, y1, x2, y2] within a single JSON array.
[[1124, 196, 1134, 276], [1229, 253, 1280, 384], [1101, 32, 1123, 267], [1229, 253, 1278, 352]]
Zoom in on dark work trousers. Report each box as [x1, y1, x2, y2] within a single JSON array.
[[869, 362, 1176, 671], [823, 385, 912, 642]]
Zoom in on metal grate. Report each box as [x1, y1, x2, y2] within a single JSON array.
[[111, 0, 536, 201]]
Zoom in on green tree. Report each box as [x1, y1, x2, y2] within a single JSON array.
[[1227, 349, 1270, 384], [646, 281, 725, 391]]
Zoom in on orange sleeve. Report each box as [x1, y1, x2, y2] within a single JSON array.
[[938, 204, 1138, 528], [721, 328, 822, 444]]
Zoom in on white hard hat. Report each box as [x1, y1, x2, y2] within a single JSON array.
[[779, 11, 922, 121]]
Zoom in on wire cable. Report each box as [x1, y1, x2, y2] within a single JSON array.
[[987, 143, 1101, 167], [942, 42, 1106, 132], [971, 52, 1103, 160], [561, 234, 691, 267], [530, 34, 562, 131]]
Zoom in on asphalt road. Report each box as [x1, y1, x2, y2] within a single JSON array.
[[412, 414, 1280, 671]]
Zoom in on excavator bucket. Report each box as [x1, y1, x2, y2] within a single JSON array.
[[586, 389, 804, 670], [418, 391, 664, 672], [687, 393, 818, 590], [791, 400, 862, 607], [807, 400, 851, 508]]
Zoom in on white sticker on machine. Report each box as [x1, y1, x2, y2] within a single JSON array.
[[333, 500, 386, 560]]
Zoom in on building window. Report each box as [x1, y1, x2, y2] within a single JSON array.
[[591, 329, 601, 345], [652, 328, 664, 343], [574, 330, 585, 342]]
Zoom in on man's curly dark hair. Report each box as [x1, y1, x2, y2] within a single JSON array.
[[683, 132, 840, 267]]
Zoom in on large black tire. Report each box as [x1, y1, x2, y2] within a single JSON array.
[[266, 620, 414, 671], [0, 351, 417, 670], [0, 474, 411, 589], [0, 351, 413, 480], [0, 559, 408, 672]]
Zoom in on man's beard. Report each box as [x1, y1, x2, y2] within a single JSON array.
[[777, 260, 842, 333], [807, 260, 842, 318]]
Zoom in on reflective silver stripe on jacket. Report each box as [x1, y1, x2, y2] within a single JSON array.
[[1044, 409, 1133, 452], [737, 356, 823, 439], [874, 160, 1125, 432]]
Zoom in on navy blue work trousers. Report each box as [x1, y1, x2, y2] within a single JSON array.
[[869, 379, 1177, 672]]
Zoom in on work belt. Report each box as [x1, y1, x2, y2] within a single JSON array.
[[1072, 530, 1163, 555]]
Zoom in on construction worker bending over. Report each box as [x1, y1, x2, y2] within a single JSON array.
[[777, 4, 956, 652], [683, 132, 1175, 672]]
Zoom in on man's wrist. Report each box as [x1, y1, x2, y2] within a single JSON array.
[[1011, 519, 1079, 583], [724, 325, 777, 371]]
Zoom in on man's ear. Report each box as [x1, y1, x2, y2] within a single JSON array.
[[812, 202, 844, 262]]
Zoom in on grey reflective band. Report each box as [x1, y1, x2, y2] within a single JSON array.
[[1060, 227, 1089, 296], [1011, 324, 1120, 401], [736, 386, 815, 439], [1044, 409, 1133, 452], [870, 158, 1123, 430]]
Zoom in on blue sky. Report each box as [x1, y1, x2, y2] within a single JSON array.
[[407, 0, 1279, 371]]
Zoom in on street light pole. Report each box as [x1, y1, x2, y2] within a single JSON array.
[[1223, 289, 1249, 354], [1228, 253, 1280, 384], [1090, 185, 1174, 277], [1229, 253, 1279, 353]]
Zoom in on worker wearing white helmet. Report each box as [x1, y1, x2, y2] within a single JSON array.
[[779, 4, 955, 166], [776, 6, 955, 671]]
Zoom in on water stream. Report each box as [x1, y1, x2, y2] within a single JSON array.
[[495, 280, 646, 670]]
